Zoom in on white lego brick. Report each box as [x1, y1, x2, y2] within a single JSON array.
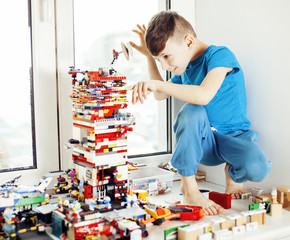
[[194, 221, 210, 229], [232, 225, 246, 235], [73, 119, 93, 128], [116, 165, 128, 181], [199, 232, 212, 240], [241, 209, 266, 216], [213, 229, 232, 240], [88, 179, 109, 187], [250, 187, 264, 197], [210, 216, 226, 224], [91, 152, 127, 162], [246, 221, 258, 231], [76, 164, 87, 180], [95, 139, 127, 149], [226, 213, 243, 220], [129, 229, 142, 240], [241, 193, 252, 199], [95, 128, 120, 134]]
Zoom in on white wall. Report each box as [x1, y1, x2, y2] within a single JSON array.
[[195, 0, 290, 192]]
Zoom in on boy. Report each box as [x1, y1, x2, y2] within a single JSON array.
[[129, 11, 271, 215]]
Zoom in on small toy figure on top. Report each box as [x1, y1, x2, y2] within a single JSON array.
[[111, 42, 133, 65]]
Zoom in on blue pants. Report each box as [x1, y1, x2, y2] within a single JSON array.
[[171, 104, 272, 183]]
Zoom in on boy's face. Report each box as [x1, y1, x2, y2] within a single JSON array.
[[154, 36, 193, 76]]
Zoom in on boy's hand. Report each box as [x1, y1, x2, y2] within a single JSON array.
[[129, 24, 151, 57], [128, 80, 159, 104]]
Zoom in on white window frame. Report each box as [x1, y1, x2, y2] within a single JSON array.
[[55, 0, 173, 170], [1, 0, 59, 184]]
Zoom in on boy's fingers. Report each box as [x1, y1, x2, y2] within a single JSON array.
[[143, 82, 148, 99], [132, 30, 143, 38], [129, 41, 141, 52], [137, 84, 143, 103], [132, 84, 138, 104], [137, 24, 145, 33], [127, 84, 134, 91]]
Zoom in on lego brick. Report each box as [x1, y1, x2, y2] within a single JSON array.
[[246, 221, 258, 231], [241, 193, 252, 199], [256, 193, 272, 202], [199, 233, 212, 240], [209, 191, 231, 209], [219, 216, 232, 230], [249, 201, 271, 213], [232, 225, 246, 235], [270, 203, 282, 216], [277, 186, 290, 208], [249, 211, 266, 225], [235, 215, 247, 226], [178, 225, 198, 240], [213, 229, 232, 240]]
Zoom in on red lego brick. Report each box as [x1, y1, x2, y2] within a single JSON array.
[[84, 185, 92, 199], [209, 191, 231, 209]]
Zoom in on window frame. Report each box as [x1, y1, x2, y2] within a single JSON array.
[[55, 0, 173, 170], [1, 0, 60, 183]]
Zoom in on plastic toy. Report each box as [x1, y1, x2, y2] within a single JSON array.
[[209, 191, 231, 209], [111, 42, 133, 65]]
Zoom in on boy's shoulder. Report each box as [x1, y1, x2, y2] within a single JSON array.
[[203, 45, 238, 64], [205, 45, 233, 57]]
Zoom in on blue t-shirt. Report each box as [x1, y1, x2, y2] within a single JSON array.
[[171, 45, 250, 134]]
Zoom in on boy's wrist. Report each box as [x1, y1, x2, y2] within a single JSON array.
[[146, 54, 154, 61], [154, 80, 163, 92]]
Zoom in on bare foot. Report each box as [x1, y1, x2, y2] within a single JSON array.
[[183, 190, 224, 216], [181, 175, 224, 216], [225, 163, 245, 199]]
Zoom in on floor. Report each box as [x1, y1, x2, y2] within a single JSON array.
[[145, 180, 290, 240]]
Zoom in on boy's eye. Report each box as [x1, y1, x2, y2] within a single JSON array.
[[163, 55, 169, 59]]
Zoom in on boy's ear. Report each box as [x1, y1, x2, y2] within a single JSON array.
[[184, 35, 194, 48]]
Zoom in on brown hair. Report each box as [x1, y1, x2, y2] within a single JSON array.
[[145, 11, 196, 56]]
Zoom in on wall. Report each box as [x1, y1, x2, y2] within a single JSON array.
[[195, 0, 290, 192]]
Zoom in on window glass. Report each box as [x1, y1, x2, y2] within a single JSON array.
[[0, 1, 35, 171], [74, 0, 169, 156]]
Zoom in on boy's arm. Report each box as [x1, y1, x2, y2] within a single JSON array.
[[130, 24, 170, 101], [130, 67, 232, 105], [145, 55, 171, 100]]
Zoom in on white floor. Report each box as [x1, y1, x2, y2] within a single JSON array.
[[146, 180, 290, 240]]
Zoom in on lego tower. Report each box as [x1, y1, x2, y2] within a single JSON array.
[[68, 67, 134, 204]]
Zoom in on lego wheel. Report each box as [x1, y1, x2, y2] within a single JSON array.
[[153, 217, 165, 225], [142, 230, 149, 237]]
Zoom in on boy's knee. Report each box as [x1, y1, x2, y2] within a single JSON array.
[[244, 151, 271, 182], [174, 104, 206, 131]]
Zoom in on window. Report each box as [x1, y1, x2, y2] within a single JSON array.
[[73, 0, 171, 157], [0, 1, 35, 172], [0, 1, 59, 179]]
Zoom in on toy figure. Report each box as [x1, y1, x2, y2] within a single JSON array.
[[131, 194, 139, 207], [121, 195, 132, 208], [69, 169, 76, 183], [111, 42, 132, 65], [103, 196, 112, 209], [3, 208, 15, 237], [89, 198, 97, 211]]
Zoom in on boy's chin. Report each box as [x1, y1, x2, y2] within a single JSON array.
[[171, 67, 186, 76]]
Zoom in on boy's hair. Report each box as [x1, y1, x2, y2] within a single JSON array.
[[145, 11, 196, 56]]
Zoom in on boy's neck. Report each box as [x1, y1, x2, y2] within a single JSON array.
[[190, 39, 210, 62]]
